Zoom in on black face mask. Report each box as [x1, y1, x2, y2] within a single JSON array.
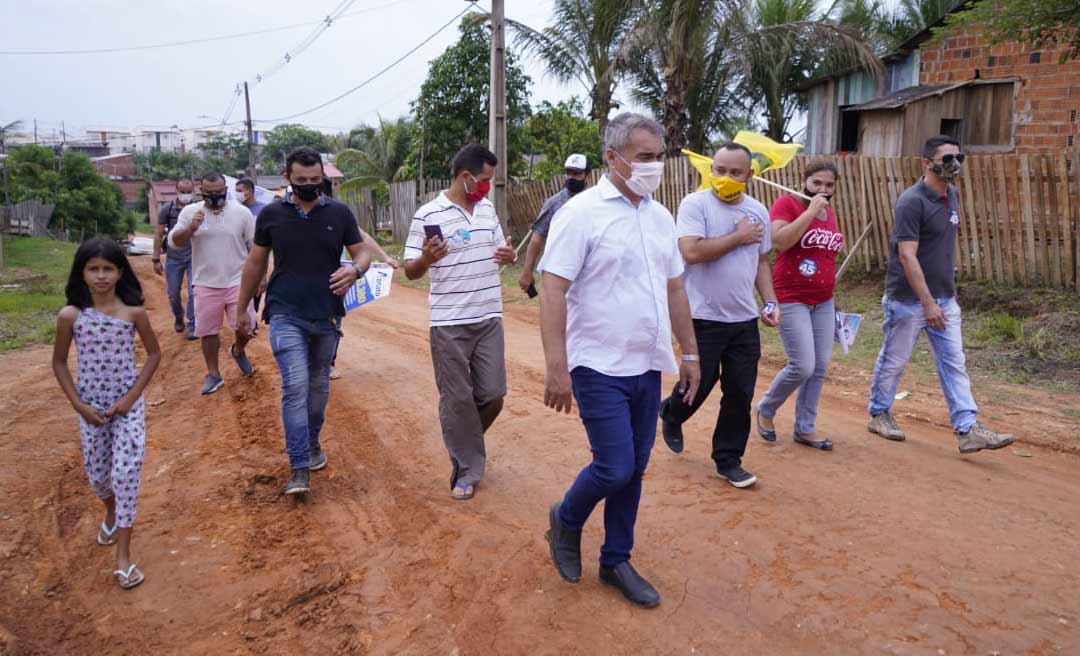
[[293, 183, 321, 202], [565, 177, 586, 195], [204, 193, 227, 210], [802, 187, 833, 202]]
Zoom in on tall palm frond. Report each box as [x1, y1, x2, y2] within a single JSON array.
[[476, 1, 646, 135]]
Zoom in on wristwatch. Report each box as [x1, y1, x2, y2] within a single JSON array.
[[681, 354, 700, 362]]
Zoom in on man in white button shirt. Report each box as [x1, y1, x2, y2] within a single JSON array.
[[169, 172, 257, 395], [539, 113, 701, 609]]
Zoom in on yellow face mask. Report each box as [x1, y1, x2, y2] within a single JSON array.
[[711, 175, 746, 202]]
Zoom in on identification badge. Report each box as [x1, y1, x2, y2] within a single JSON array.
[[798, 258, 818, 277], [949, 210, 960, 225]]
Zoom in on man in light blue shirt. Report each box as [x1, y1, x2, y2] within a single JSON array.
[[539, 113, 701, 609]]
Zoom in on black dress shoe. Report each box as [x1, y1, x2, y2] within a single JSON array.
[[599, 562, 660, 608], [545, 503, 582, 583], [661, 418, 684, 454]]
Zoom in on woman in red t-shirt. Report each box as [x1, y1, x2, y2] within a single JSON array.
[[756, 161, 845, 450]]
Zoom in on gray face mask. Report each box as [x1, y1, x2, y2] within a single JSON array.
[[932, 161, 963, 181]]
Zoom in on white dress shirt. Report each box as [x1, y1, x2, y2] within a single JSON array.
[[539, 175, 684, 377]]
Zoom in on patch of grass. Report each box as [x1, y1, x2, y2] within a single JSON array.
[[971, 312, 1024, 345], [0, 236, 79, 351]]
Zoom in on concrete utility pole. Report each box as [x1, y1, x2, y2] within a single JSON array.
[[244, 82, 256, 180], [487, 0, 508, 230]]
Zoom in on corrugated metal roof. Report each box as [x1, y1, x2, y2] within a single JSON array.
[[842, 82, 967, 111]]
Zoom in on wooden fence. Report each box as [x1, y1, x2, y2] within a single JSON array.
[[0, 200, 60, 238], [502, 151, 1080, 289], [366, 151, 1078, 289]]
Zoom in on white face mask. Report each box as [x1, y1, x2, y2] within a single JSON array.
[[614, 152, 665, 196], [177, 193, 194, 204]]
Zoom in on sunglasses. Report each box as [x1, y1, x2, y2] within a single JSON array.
[[934, 153, 966, 165]]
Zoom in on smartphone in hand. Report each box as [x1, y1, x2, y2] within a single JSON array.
[[423, 224, 444, 241], [526, 282, 538, 298]]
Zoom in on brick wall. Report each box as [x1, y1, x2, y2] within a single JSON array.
[[919, 32, 1080, 152]]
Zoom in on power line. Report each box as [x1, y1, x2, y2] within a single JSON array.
[[253, 0, 361, 85], [257, 2, 478, 123], [0, 0, 413, 56]]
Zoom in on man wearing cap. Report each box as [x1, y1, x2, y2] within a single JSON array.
[[518, 154, 590, 296]]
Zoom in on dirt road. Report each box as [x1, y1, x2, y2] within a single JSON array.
[[1, 257, 1078, 655]]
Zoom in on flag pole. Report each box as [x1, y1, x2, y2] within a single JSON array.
[[752, 175, 812, 201]]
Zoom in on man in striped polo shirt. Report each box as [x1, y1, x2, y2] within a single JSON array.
[[404, 144, 517, 500]]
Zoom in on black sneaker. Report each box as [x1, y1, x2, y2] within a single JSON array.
[[308, 450, 328, 471], [661, 418, 684, 454], [284, 469, 310, 496], [173, 317, 185, 333], [715, 465, 757, 489]]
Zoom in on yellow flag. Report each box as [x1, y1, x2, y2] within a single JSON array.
[[734, 131, 803, 176], [682, 132, 803, 190], [682, 148, 716, 191]]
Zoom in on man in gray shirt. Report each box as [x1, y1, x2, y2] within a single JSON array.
[[518, 154, 589, 296], [659, 143, 779, 489], [868, 135, 1014, 454]]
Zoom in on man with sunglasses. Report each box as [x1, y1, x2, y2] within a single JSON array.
[[868, 135, 1014, 454], [169, 172, 257, 396]]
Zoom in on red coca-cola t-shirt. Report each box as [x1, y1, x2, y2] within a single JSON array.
[[770, 194, 845, 305]]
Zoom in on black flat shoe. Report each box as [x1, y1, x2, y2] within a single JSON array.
[[756, 409, 777, 442], [661, 418, 684, 454], [545, 503, 582, 583], [599, 562, 660, 608], [794, 432, 833, 450]]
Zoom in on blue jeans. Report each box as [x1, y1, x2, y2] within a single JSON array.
[[758, 299, 835, 434], [269, 315, 339, 470], [868, 296, 978, 432], [558, 367, 660, 568], [165, 256, 195, 328]]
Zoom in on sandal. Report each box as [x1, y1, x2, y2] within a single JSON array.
[[756, 409, 777, 443], [114, 563, 145, 590], [794, 432, 833, 451], [449, 460, 461, 491], [97, 521, 118, 546], [451, 482, 475, 500]]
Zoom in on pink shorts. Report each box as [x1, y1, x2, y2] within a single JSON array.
[[193, 285, 257, 338]]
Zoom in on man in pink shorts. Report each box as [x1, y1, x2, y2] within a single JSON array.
[[169, 172, 258, 395]]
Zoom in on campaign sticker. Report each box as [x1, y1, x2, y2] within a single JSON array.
[[949, 210, 960, 225], [798, 258, 818, 277], [449, 228, 472, 247]]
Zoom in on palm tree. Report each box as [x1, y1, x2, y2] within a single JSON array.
[[336, 116, 414, 192], [628, 1, 748, 153], [487, 0, 645, 137], [631, 0, 882, 147]]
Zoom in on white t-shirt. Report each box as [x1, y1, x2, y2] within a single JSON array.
[[540, 175, 684, 377], [169, 199, 255, 289], [404, 192, 505, 327], [676, 190, 771, 323]]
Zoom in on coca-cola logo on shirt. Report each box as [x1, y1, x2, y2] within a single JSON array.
[[800, 227, 844, 252]]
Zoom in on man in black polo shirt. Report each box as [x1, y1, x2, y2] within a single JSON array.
[[867, 135, 1014, 454], [237, 147, 371, 495]]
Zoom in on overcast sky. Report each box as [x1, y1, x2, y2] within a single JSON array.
[[1, 0, 614, 141]]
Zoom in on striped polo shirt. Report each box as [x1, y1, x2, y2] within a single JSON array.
[[404, 191, 505, 327]]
